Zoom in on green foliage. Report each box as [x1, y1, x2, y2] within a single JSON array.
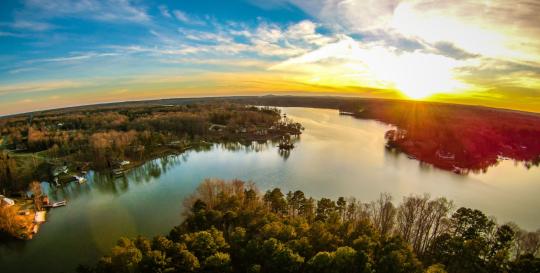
[[0, 103, 298, 193], [80, 179, 540, 273]]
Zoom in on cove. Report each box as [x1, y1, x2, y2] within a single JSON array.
[[1, 107, 539, 273]]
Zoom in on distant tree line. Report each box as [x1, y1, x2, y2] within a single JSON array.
[[0, 104, 298, 193], [78, 179, 540, 273]]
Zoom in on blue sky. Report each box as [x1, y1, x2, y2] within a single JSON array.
[[1, 0, 540, 114]]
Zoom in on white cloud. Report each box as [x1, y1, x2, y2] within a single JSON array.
[[0, 80, 85, 95], [10, 0, 151, 31], [284, 0, 540, 64], [138, 20, 336, 59], [173, 10, 206, 26], [158, 5, 171, 18], [270, 35, 468, 97], [11, 20, 54, 31]]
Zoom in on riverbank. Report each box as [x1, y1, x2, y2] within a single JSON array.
[[0, 104, 303, 240], [0, 198, 44, 240], [0, 103, 302, 195], [230, 96, 540, 173], [2, 107, 540, 273]]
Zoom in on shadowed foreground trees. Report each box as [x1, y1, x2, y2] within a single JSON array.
[[78, 179, 540, 273]]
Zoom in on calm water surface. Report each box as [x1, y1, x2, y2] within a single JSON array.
[[2, 107, 539, 273]]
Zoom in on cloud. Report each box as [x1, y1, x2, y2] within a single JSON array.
[[0, 31, 27, 37], [158, 5, 171, 18], [172, 10, 206, 26], [270, 35, 468, 96], [9, 0, 151, 31], [11, 20, 54, 31], [431, 42, 479, 60], [129, 19, 335, 59], [0, 80, 85, 95], [282, 0, 540, 64]]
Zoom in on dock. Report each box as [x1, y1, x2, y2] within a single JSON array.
[[34, 211, 47, 223]]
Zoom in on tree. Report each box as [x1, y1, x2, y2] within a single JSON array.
[[0, 151, 17, 191], [109, 237, 143, 273], [260, 238, 304, 273], [264, 188, 287, 214], [307, 251, 334, 273], [0, 205, 23, 237], [316, 198, 336, 222], [29, 181, 43, 211], [169, 248, 200, 272], [375, 236, 422, 273], [202, 252, 231, 273], [139, 250, 168, 273], [427, 207, 499, 273], [82, 180, 531, 273], [333, 246, 358, 273], [396, 195, 453, 256], [336, 197, 347, 220], [370, 193, 396, 236], [510, 254, 540, 273], [181, 228, 228, 260], [425, 264, 447, 273]]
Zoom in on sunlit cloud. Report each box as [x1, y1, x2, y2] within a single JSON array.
[[0, 80, 87, 95], [270, 36, 469, 99], [1, 0, 539, 114]]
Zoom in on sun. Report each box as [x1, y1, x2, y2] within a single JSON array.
[[396, 80, 441, 99], [389, 55, 465, 100], [397, 84, 436, 99]]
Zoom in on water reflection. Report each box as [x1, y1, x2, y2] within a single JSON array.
[[2, 107, 539, 273], [42, 141, 289, 200]]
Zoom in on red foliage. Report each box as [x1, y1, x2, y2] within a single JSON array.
[[359, 101, 540, 173]]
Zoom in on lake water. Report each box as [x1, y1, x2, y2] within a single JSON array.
[[1, 107, 539, 273]]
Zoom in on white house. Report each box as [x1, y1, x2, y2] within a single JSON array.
[[1, 196, 15, 207]]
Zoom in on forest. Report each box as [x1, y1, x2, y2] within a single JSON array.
[[229, 96, 540, 173], [77, 179, 540, 273], [0, 102, 302, 194]]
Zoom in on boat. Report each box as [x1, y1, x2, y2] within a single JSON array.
[[339, 110, 355, 116], [73, 175, 87, 184], [32, 224, 40, 234], [51, 200, 67, 207], [43, 200, 67, 208], [112, 168, 125, 177]]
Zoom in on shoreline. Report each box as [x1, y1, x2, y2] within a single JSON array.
[[1, 127, 302, 240]]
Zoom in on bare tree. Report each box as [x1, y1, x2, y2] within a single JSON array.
[[510, 223, 540, 257], [369, 193, 396, 236], [29, 181, 43, 211], [396, 195, 453, 256]]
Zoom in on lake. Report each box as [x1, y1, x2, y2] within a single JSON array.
[[1, 107, 539, 273]]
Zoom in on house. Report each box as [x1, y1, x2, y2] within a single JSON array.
[[234, 127, 248, 133], [120, 160, 130, 166], [436, 150, 456, 160], [53, 165, 68, 176], [209, 124, 226, 132], [255, 128, 268, 135], [1, 195, 15, 207]]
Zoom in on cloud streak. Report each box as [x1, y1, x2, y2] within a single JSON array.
[[1, 0, 540, 114]]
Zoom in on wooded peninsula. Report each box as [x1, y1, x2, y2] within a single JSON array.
[[0, 96, 539, 272], [0, 102, 301, 239], [77, 179, 540, 273]]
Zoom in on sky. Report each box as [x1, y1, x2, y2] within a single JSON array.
[[1, 0, 539, 115]]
